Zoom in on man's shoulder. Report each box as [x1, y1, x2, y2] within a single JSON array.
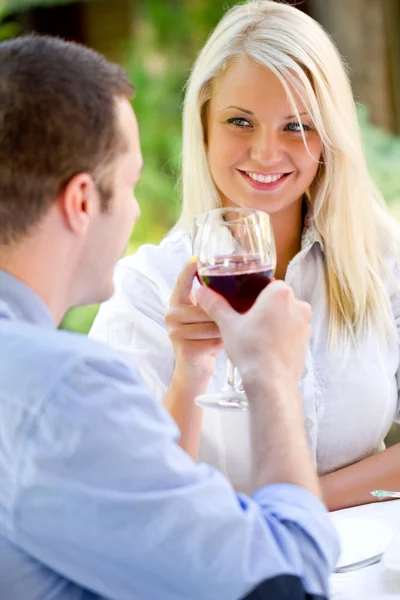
[[0, 320, 161, 495], [0, 320, 138, 398]]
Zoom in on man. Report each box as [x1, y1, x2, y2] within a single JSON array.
[[0, 35, 338, 600]]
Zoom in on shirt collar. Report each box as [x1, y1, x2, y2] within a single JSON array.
[[301, 213, 324, 255], [0, 270, 56, 328]]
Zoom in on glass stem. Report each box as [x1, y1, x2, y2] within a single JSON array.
[[224, 359, 243, 392]]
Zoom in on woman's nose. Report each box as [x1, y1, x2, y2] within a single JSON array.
[[250, 129, 283, 165]]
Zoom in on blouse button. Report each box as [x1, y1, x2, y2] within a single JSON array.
[[304, 419, 314, 431]]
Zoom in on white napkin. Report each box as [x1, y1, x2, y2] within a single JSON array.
[[382, 528, 400, 573], [330, 499, 400, 569]]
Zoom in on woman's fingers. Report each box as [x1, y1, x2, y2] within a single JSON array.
[[165, 304, 215, 326], [169, 260, 198, 306], [168, 321, 222, 342], [173, 338, 224, 355]]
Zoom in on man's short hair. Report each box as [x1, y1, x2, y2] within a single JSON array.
[[0, 35, 134, 244]]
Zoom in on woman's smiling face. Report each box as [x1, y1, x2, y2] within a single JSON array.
[[206, 57, 323, 216]]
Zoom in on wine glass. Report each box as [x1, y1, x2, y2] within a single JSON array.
[[193, 207, 276, 410]]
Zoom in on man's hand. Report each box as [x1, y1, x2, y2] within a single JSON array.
[[197, 280, 318, 496], [196, 280, 312, 389]]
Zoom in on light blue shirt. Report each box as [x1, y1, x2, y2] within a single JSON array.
[[0, 269, 339, 600]]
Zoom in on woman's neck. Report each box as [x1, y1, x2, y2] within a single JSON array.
[[271, 200, 304, 280]]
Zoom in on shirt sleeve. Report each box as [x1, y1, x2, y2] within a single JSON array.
[[12, 354, 339, 600], [89, 259, 175, 402]]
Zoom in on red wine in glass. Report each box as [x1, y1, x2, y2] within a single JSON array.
[[198, 254, 274, 314], [193, 207, 275, 410]]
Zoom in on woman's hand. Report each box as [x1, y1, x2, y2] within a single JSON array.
[[165, 260, 223, 388], [163, 260, 223, 459]]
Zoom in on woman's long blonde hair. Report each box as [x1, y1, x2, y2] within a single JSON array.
[[177, 0, 400, 345]]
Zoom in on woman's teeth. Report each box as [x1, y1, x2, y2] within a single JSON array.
[[245, 172, 285, 183]]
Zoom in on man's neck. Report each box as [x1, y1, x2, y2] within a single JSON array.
[[0, 235, 77, 326]]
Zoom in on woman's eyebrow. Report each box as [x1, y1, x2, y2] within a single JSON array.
[[218, 106, 309, 119], [284, 112, 308, 119], [219, 105, 254, 115]]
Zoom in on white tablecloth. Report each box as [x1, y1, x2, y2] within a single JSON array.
[[330, 563, 400, 599], [330, 500, 400, 599]]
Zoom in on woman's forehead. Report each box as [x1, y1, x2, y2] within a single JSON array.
[[210, 58, 308, 116]]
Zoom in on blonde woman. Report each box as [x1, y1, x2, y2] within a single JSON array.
[[90, 0, 400, 510]]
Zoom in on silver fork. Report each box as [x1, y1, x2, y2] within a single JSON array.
[[334, 553, 383, 573]]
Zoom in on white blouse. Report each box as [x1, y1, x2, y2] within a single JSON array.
[[90, 229, 400, 493]]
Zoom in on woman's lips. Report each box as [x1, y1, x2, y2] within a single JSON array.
[[238, 169, 292, 191]]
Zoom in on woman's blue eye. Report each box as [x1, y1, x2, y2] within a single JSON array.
[[227, 117, 252, 128], [285, 122, 312, 132]]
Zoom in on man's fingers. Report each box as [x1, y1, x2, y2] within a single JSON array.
[[170, 259, 198, 306], [298, 300, 312, 322], [254, 279, 294, 309], [195, 286, 236, 330]]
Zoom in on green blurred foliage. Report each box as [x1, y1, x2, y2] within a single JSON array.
[[0, 0, 19, 37], [358, 105, 400, 212]]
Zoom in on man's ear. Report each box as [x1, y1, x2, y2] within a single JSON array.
[[58, 173, 99, 236]]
